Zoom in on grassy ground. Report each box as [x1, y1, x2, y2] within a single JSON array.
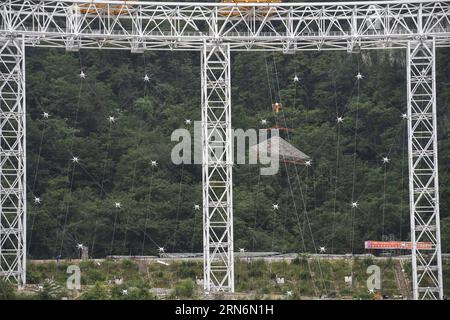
[[1, 256, 448, 300]]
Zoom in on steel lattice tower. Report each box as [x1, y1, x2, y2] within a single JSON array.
[[0, 37, 26, 286], [407, 38, 443, 299], [201, 44, 234, 292], [1, 0, 449, 298]]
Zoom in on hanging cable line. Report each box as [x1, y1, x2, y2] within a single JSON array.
[[289, 65, 357, 254], [190, 205, 198, 254], [56, 53, 85, 258], [302, 162, 309, 242], [27, 96, 49, 253], [252, 147, 263, 252], [170, 162, 185, 253], [26, 186, 80, 254], [264, 52, 322, 296], [90, 117, 114, 256], [330, 71, 342, 254], [63, 53, 165, 258], [400, 114, 407, 239], [32, 117, 47, 191], [271, 201, 278, 251], [347, 55, 370, 296], [381, 160, 388, 239], [26, 100, 80, 255], [58, 156, 78, 257], [271, 53, 329, 295], [278, 194, 288, 253], [141, 162, 155, 255], [109, 203, 120, 256], [76, 157, 164, 255], [350, 57, 361, 255], [99, 121, 114, 197], [90, 52, 117, 256], [122, 53, 150, 254], [331, 109, 342, 253]]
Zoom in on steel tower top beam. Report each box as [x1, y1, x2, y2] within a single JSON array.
[[1, 0, 450, 51]]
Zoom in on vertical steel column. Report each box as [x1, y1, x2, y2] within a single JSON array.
[[201, 43, 234, 293], [0, 37, 26, 286], [407, 38, 443, 300]]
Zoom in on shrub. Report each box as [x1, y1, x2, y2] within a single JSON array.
[[176, 262, 200, 279], [292, 254, 308, 265], [299, 270, 310, 280], [174, 279, 195, 298], [121, 259, 139, 272], [80, 282, 110, 300], [82, 268, 106, 284], [0, 280, 16, 300], [26, 267, 45, 284], [37, 279, 64, 300]]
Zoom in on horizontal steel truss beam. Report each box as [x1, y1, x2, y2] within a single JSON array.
[[201, 44, 234, 293], [1, 1, 450, 51], [0, 36, 26, 286], [407, 38, 443, 300]]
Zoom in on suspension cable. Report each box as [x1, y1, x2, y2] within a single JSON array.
[[90, 51, 117, 255], [400, 114, 407, 239], [122, 53, 149, 254], [350, 56, 361, 255], [252, 164, 262, 252], [57, 53, 84, 258], [141, 163, 156, 255], [381, 162, 388, 239], [265, 52, 321, 296], [170, 163, 185, 252], [272, 53, 330, 294], [27, 95, 48, 254]]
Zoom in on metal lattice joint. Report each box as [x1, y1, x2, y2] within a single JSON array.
[[0, 37, 26, 286], [201, 44, 234, 293], [407, 38, 443, 300]]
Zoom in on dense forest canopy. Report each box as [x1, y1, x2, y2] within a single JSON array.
[[24, 1, 450, 258]]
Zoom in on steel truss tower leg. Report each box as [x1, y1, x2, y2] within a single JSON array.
[[0, 37, 27, 286], [201, 44, 234, 293], [407, 38, 443, 300]]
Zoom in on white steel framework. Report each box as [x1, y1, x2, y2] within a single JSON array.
[[0, 36, 26, 286], [407, 38, 443, 300], [0, 0, 448, 298], [201, 44, 234, 293]]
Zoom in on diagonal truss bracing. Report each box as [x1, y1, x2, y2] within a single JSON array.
[[0, 36, 26, 286], [1, 1, 450, 51], [201, 44, 234, 293]]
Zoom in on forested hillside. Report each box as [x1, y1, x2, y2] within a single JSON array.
[[25, 33, 450, 259]]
